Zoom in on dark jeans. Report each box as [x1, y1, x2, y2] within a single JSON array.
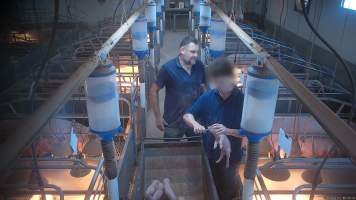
[[163, 126, 197, 141], [209, 160, 242, 200]]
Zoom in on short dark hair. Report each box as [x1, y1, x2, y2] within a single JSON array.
[[179, 36, 199, 47], [207, 57, 234, 78]]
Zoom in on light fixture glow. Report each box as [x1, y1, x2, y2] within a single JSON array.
[[31, 195, 56, 200], [342, 0, 356, 11]]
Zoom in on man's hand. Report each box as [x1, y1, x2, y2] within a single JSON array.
[[215, 134, 231, 168], [208, 124, 242, 139], [193, 122, 206, 134], [155, 117, 168, 131], [208, 123, 226, 149], [208, 123, 228, 135], [183, 113, 205, 134]]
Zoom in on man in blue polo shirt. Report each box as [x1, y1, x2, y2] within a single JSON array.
[[149, 36, 206, 139], [183, 58, 244, 199]]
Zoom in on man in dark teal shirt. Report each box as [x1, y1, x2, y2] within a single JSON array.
[[150, 36, 206, 139], [184, 58, 244, 199]]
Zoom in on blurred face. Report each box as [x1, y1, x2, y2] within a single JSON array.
[[179, 42, 199, 66], [211, 75, 235, 94]]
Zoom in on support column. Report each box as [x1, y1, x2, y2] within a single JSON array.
[[138, 59, 146, 109], [101, 140, 119, 200], [149, 47, 155, 69], [160, 17, 164, 47]]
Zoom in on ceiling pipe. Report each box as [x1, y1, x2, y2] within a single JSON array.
[[0, 5, 146, 173], [209, 1, 356, 160]]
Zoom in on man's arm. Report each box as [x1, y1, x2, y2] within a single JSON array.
[[225, 128, 243, 138], [149, 83, 167, 131], [183, 113, 205, 134], [208, 124, 243, 138], [184, 92, 206, 134]]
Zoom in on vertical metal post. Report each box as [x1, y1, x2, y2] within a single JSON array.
[[189, 10, 192, 35], [156, 29, 160, 46], [149, 47, 155, 68], [107, 178, 119, 200], [138, 59, 146, 109], [100, 140, 119, 200], [156, 14, 161, 46], [194, 20, 199, 39], [160, 17, 164, 47], [85, 158, 104, 200]]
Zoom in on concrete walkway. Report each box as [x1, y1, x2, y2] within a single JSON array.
[[145, 30, 189, 138]]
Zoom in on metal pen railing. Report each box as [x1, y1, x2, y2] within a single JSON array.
[[85, 157, 104, 200], [292, 184, 356, 200], [1, 157, 104, 199], [0, 4, 146, 173], [0, 183, 65, 200]]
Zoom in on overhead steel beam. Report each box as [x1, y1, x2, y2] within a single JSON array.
[[210, 2, 356, 158], [0, 6, 145, 173]]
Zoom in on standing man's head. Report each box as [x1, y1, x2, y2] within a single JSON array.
[[179, 36, 199, 66], [207, 57, 236, 94]]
